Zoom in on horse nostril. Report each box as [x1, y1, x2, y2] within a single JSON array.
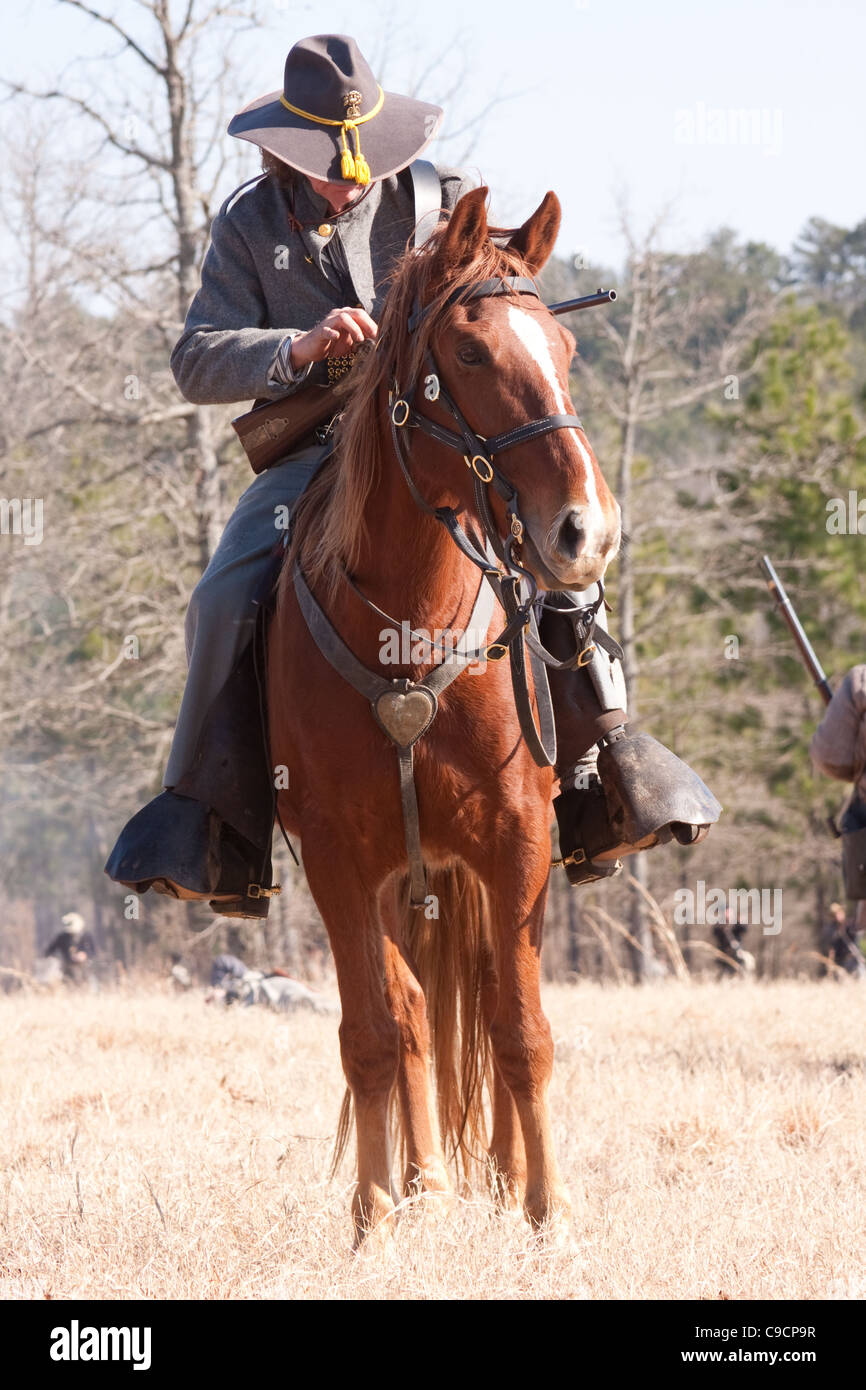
[[556, 510, 585, 560]]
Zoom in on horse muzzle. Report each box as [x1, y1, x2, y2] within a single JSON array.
[[522, 506, 620, 591]]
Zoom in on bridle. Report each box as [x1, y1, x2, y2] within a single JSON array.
[[391, 276, 583, 571], [385, 272, 622, 766]]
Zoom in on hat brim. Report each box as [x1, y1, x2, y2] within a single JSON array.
[[228, 88, 443, 183]]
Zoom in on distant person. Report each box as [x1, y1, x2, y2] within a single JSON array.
[[712, 909, 755, 976], [821, 902, 866, 979], [811, 665, 866, 931], [210, 953, 249, 990], [44, 912, 96, 984], [168, 953, 193, 990]]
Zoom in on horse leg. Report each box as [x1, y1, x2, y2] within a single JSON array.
[[480, 938, 526, 1211], [485, 860, 571, 1232], [380, 902, 451, 1204], [302, 847, 399, 1246]]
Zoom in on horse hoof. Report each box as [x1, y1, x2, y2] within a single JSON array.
[[487, 1164, 526, 1214], [402, 1163, 453, 1224], [351, 1185, 396, 1253], [524, 1187, 573, 1243]]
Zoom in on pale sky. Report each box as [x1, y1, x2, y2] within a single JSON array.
[[5, 0, 865, 269]]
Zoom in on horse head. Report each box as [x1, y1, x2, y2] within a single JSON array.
[[406, 185, 621, 591]]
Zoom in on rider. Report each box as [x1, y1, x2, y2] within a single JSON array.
[[106, 33, 718, 919]]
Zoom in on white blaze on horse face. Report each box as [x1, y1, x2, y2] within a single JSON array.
[[505, 305, 610, 560]]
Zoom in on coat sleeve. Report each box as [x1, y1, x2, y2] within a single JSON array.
[[810, 668, 866, 782], [170, 211, 304, 405]]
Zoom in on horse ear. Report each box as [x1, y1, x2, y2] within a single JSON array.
[[432, 185, 490, 271], [506, 191, 562, 274]]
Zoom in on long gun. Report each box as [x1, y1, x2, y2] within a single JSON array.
[[546, 287, 617, 316], [759, 555, 833, 706]]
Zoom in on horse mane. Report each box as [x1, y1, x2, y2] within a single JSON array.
[[285, 215, 531, 601]]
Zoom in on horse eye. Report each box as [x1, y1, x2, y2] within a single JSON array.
[[457, 343, 485, 365]]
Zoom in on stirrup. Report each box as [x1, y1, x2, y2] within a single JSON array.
[[552, 734, 721, 887], [552, 842, 623, 887], [596, 731, 722, 849]]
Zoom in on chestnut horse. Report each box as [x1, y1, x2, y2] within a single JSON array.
[[269, 186, 621, 1243]]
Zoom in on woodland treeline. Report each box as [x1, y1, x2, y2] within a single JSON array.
[[1, 2, 865, 982]]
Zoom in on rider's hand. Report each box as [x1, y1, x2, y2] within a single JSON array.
[[289, 307, 377, 369]]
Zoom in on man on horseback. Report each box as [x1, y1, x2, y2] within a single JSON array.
[[106, 32, 718, 919]]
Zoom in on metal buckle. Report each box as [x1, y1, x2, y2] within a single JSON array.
[[576, 643, 596, 668], [485, 642, 509, 661], [510, 514, 524, 544], [466, 454, 494, 483], [552, 848, 587, 868], [248, 883, 282, 900], [391, 398, 410, 427]]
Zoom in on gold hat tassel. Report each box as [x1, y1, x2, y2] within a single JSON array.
[[280, 85, 384, 186]]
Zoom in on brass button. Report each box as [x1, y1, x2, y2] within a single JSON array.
[[317, 223, 333, 237]]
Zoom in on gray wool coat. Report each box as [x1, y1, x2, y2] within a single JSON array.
[[170, 163, 476, 405]]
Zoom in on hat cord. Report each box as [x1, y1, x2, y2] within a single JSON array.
[[279, 85, 385, 185]]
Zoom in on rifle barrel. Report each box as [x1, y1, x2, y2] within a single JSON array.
[[546, 288, 617, 316], [759, 555, 833, 706]]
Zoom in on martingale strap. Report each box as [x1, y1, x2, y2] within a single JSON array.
[[293, 560, 497, 908]]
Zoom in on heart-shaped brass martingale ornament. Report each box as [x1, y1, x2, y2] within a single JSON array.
[[373, 682, 438, 749]]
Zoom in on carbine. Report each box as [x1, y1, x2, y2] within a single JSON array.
[[547, 287, 618, 315], [759, 555, 833, 706]]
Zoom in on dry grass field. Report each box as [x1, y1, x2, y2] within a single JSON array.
[[1, 979, 865, 1301]]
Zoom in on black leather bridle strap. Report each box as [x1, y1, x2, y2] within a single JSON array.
[[407, 275, 540, 335], [485, 414, 584, 455]]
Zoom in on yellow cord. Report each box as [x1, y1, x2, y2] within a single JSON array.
[[279, 85, 384, 185]]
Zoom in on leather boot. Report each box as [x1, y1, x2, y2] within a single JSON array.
[[104, 790, 278, 920]]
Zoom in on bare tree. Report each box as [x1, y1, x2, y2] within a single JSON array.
[[572, 209, 774, 978], [4, 0, 264, 562]]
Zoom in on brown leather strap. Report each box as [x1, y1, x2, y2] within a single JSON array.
[[293, 561, 497, 905], [398, 746, 427, 908]]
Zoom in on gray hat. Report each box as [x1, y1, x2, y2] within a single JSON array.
[[228, 34, 443, 186]]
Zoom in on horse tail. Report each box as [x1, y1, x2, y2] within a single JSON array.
[[330, 863, 493, 1182], [404, 863, 492, 1179], [332, 1089, 354, 1179]]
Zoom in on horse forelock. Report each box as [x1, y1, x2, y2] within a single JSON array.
[[285, 218, 531, 602]]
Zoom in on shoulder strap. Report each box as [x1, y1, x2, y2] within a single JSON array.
[[405, 159, 442, 247], [222, 172, 267, 216]]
